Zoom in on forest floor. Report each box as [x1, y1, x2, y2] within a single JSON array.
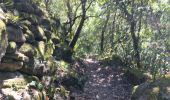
[[71, 58, 132, 100]]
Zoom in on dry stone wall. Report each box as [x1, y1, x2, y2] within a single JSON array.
[[0, 0, 60, 99]]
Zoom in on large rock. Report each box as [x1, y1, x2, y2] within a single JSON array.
[[7, 25, 26, 43], [0, 72, 46, 100], [0, 72, 26, 88], [53, 46, 73, 63], [1, 88, 47, 100], [125, 68, 152, 85], [0, 61, 23, 71], [19, 43, 35, 58], [21, 59, 46, 77], [132, 75, 170, 100], [4, 52, 29, 62], [31, 25, 46, 41], [24, 29, 35, 43], [40, 18, 52, 31], [14, 2, 35, 14]]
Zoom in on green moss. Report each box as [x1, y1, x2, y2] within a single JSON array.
[[132, 77, 170, 100], [19, 43, 35, 57], [6, 41, 17, 53], [0, 20, 6, 31], [125, 68, 152, 85], [2, 78, 28, 88]]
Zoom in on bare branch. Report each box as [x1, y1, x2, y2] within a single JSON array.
[[85, 0, 94, 11]]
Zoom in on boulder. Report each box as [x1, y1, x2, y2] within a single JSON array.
[[4, 52, 29, 62], [0, 72, 46, 100], [53, 46, 73, 63], [40, 18, 51, 31], [24, 30, 35, 43], [33, 5, 44, 17], [45, 30, 52, 40], [132, 75, 170, 100], [6, 41, 17, 53], [27, 15, 39, 25], [125, 68, 152, 85], [0, 85, 46, 100], [7, 25, 26, 43], [0, 61, 23, 71], [21, 59, 46, 77], [0, 72, 26, 88], [31, 25, 46, 41], [14, 2, 34, 14], [19, 43, 35, 58]]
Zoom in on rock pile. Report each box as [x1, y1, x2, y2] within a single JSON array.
[[0, 0, 60, 99], [0, 0, 59, 75]]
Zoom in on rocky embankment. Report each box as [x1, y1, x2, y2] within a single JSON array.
[[0, 0, 61, 99]]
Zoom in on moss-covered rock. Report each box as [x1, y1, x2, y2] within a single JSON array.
[[0, 71, 47, 100], [14, 2, 35, 14], [24, 31, 36, 43], [21, 59, 46, 77], [125, 68, 152, 85], [7, 25, 26, 43], [4, 52, 29, 62], [6, 41, 17, 53], [19, 43, 35, 57], [53, 46, 73, 63], [30, 25, 46, 41], [132, 75, 170, 100], [40, 18, 52, 31], [0, 61, 23, 71]]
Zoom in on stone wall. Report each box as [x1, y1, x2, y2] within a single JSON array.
[[0, 0, 60, 99], [0, 0, 60, 76]]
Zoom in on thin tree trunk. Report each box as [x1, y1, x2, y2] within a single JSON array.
[[100, 10, 110, 53], [69, 0, 86, 49], [130, 20, 141, 68], [110, 13, 117, 52]]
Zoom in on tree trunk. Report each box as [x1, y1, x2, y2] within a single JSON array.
[[100, 10, 110, 53], [69, 0, 86, 49], [130, 20, 141, 68]]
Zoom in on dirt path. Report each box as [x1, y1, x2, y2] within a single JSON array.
[[72, 58, 132, 100]]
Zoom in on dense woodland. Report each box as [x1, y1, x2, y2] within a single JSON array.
[[0, 0, 169, 100]]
